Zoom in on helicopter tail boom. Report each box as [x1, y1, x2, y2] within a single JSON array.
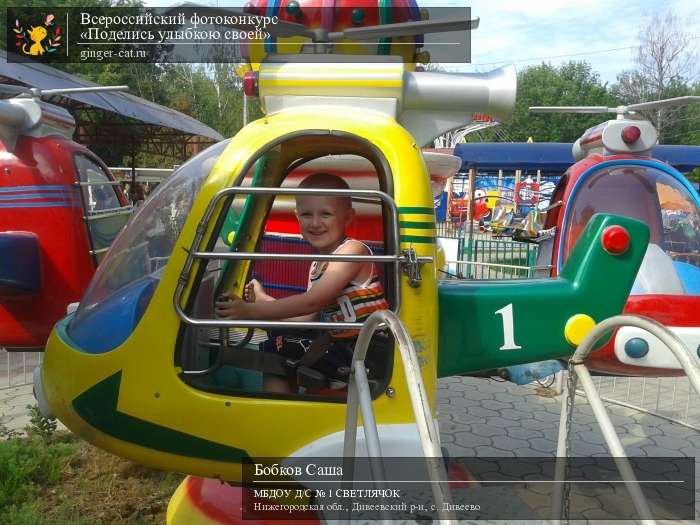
[[438, 213, 649, 376], [403, 65, 516, 122]]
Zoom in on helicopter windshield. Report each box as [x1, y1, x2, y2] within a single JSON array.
[[563, 164, 700, 295], [74, 154, 129, 262], [67, 140, 230, 351]]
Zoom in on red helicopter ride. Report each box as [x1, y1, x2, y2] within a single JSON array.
[[0, 84, 133, 351], [530, 96, 700, 376]]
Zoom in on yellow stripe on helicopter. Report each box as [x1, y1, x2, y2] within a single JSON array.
[[261, 78, 402, 88]]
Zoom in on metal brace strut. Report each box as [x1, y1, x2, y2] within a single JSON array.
[[402, 248, 423, 288]]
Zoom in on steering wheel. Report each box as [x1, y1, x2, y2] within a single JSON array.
[[224, 326, 255, 349], [214, 292, 256, 349]]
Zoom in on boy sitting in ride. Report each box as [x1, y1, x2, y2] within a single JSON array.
[[215, 172, 388, 393]]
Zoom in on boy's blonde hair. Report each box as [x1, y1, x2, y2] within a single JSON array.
[[298, 173, 352, 209]]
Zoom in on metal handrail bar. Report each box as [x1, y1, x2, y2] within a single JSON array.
[[192, 252, 432, 263], [109, 167, 174, 173], [74, 181, 123, 187], [552, 314, 700, 525], [171, 317, 365, 330], [448, 259, 551, 271], [89, 247, 109, 256], [343, 310, 457, 524], [581, 391, 700, 432], [84, 207, 134, 221]]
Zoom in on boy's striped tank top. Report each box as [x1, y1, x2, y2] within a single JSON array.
[[308, 239, 388, 339]]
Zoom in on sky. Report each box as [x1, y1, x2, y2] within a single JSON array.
[[454, 0, 699, 84], [144, 0, 699, 85]]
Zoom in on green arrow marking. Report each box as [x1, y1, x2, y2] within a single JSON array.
[[73, 371, 249, 463]]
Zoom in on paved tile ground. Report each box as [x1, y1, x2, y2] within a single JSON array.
[[2, 376, 698, 523], [437, 376, 700, 524]]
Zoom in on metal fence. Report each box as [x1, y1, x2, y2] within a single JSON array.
[[435, 221, 468, 240], [436, 221, 543, 280], [0, 348, 42, 390], [584, 375, 700, 431], [468, 239, 538, 279]]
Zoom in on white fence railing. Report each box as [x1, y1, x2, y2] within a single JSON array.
[[0, 348, 42, 391], [583, 375, 700, 431]]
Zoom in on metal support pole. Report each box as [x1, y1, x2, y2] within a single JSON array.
[[514, 168, 521, 215], [466, 168, 476, 276], [354, 363, 384, 462], [550, 313, 700, 525], [130, 135, 136, 204], [342, 310, 457, 524], [243, 93, 248, 127], [574, 363, 656, 525]]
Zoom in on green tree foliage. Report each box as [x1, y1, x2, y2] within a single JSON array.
[[0, 0, 254, 167], [162, 63, 247, 139], [611, 11, 698, 144], [499, 61, 616, 143]]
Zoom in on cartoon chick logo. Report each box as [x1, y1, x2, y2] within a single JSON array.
[[13, 14, 62, 56]]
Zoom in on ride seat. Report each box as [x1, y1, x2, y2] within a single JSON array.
[[250, 233, 386, 298]]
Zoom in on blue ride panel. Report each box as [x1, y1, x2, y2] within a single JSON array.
[[0, 232, 41, 295], [66, 278, 156, 354], [502, 360, 565, 385]]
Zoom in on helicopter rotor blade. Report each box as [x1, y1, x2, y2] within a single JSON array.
[[168, 2, 477, 43], [166, 2, 314, 39], [328, 17, 479, 42], [36, 86, 129, 97], [623, 96, 700, 113], [529, 106, 614, 114]]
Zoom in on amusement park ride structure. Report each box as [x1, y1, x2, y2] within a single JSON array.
[[27, 2, 700, 524], [0, 84, 133, 351], [529, 97, 700, 377]]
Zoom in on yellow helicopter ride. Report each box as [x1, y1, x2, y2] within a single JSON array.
[[35, 2, 651, 523]]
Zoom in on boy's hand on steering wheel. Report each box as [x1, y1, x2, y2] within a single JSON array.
[[244, 281, 256, 303], [215, 292, 249, 319], [245, 279, 273, 302]]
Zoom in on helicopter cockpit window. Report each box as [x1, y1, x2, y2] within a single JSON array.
[[66, 140, 230, 354], [177, 136, 395, 402], [563, 165, 700, 296], [74, 154, 130, 262]]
